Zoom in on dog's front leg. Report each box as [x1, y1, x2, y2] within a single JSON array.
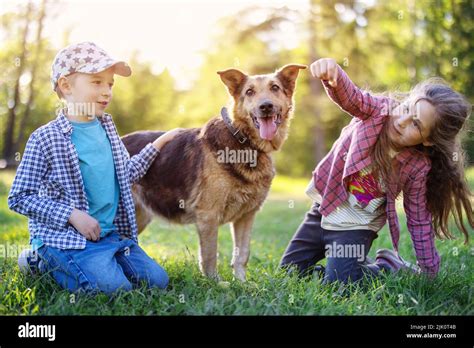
[[196, 216, 220, 280], [231, 210, 257, 282]]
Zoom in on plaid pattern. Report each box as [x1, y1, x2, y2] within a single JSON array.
[[312, 65, 440, 275], [8, 109, 159, 250]]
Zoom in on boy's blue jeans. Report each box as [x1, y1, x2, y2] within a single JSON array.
[[37, 231, 168, 294]]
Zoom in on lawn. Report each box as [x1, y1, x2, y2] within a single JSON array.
[[0, 168, 473, 315]]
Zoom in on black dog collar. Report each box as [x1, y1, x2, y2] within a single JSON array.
[[220, 107, 248, 145]]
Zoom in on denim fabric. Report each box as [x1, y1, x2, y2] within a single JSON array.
[[37, 231, 168, 294]]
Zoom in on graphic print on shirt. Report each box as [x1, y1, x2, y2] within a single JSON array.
[[347, 165, 384, 208]]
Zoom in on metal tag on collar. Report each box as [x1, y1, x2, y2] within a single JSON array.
[[232, 129, 247, 144]]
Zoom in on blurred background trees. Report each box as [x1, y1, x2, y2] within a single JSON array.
[[1, 0, 472, 176]]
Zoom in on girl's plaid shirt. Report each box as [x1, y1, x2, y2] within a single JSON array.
[[312, 66, 440, 276], [8, 110, 159, 250]]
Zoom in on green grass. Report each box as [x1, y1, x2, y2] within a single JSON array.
[[0, 168, 473, 315]]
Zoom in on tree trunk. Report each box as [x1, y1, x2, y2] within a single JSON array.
[[15, 0, 47, 155], [308, 0, 326, 165], [2, 1, 33, 166]]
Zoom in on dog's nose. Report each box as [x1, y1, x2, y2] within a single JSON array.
[[259, 102, 274, 114]]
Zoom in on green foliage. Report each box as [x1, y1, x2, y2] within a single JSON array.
[[107, 54, 181, 134], [1, 0, 473, 171]]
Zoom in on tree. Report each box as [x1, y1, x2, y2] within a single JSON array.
[[2, 1, 33, 166], [15, 0, 47, 155]]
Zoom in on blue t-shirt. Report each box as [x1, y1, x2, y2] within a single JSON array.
[[32, 117, 120, 250], [70, 117, 120, 237]]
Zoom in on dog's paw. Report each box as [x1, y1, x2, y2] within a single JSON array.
[[232, 269, 247, 282], [234, 272, 247, 283], [232, 276, 247, 283]]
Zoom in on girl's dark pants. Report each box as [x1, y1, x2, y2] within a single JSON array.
[[279, 202, 386, 284]]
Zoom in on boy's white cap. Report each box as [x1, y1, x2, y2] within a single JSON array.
[[51, 41, 131, 91]]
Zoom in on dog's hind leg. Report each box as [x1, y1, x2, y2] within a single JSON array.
[[230, 210, 257, 282], [196, 215, 220, 280]]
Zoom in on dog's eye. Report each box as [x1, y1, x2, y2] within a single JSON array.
[[271, 85, 280, 92], [246, 89, 255, 97]]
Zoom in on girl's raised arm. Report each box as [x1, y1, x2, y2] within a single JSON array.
[[310, 58, 392, 120]]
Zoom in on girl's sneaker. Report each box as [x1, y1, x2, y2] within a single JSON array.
[[375, 248, 420, 274], [313, 264, 326, 279], [18, 249, 43, 274]]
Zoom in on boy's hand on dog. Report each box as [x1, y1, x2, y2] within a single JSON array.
[[310, 58, 339, 87], [69, 208, 101, 241], [152, 128, 185, 151]]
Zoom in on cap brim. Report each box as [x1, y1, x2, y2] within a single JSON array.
[[110, 61, 132, 77]]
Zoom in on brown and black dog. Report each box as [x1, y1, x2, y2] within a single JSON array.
[[122, 64, 306, 281]]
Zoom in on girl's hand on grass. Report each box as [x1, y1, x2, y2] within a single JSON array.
[[152, 128, 185, 151], [68, 208, 101, 241], [310, 58, 339, 87]]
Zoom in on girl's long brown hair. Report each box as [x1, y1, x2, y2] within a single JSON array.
[[372, 78, 473, 244]]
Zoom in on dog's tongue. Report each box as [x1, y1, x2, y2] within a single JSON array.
[[259, 117, 277, 140]]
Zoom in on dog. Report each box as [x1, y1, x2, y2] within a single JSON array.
[[121, 64, 306, 281]]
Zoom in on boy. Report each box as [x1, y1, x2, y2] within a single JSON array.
[[8, 42, 181, 294]]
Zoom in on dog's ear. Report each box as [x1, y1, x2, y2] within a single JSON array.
[[276, 64, 307, 95], [217, 69, 248, 97]]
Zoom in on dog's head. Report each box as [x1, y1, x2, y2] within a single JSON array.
[[217, 64, 306, 147]]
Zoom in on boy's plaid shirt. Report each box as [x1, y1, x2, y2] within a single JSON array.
[[313, 66, 440, 275], [8, 109, 159, 250]]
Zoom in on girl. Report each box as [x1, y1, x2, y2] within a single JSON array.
[[280, 58, 473, 283]]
